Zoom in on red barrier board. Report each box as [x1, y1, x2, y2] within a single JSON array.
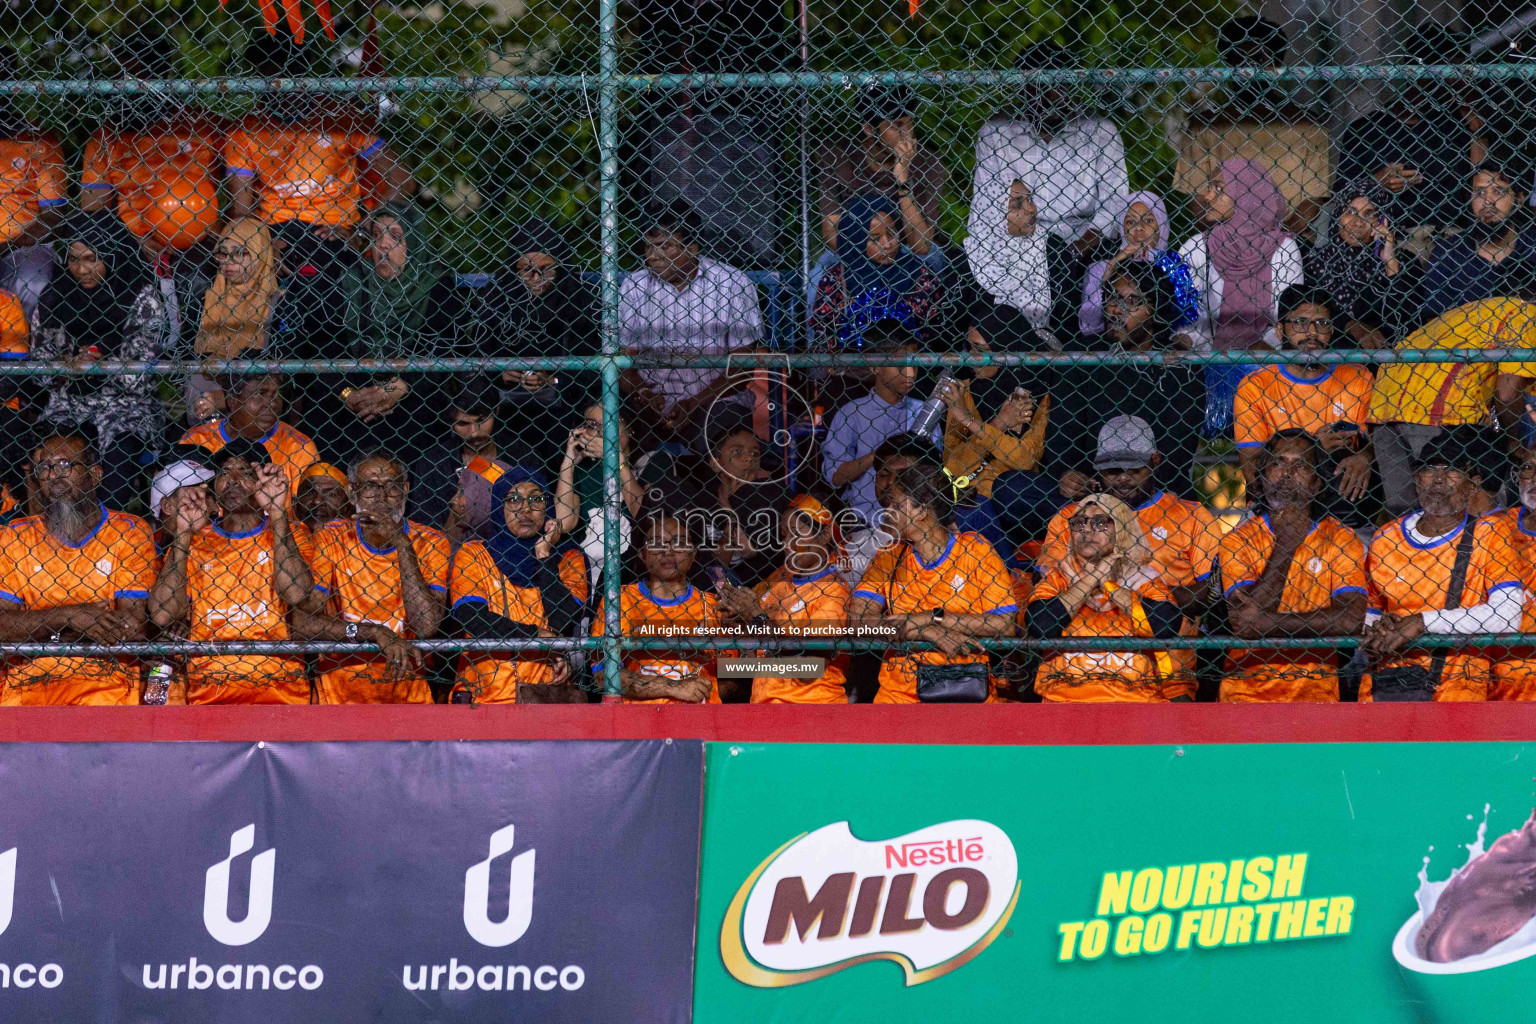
[[4, 702, 1536, 744]]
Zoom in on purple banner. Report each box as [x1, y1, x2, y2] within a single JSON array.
[[0, 739, 702, 1022]]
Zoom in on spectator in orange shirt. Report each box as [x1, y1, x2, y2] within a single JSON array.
[[149, 438, 321, 704], [1362, 428, 1523, 701], [226, 32, 406, 272], [293, 451, 447, 704], [591, 512, 725, 703], [0, 430, 157, 705], [0, 48, 66, 317], [1037, 415, 1222, 699], [1483, 446, 1536, 699], [292, 462, 351, 533], [718, 493, 851, 703], [446, 467, 588, 704], [1234, 286, 1381, 527], [1027, 492, 1184, 701], [83, 25, 223, 255], [849, 461, 1017, 703], [179, 374, 319, 496], [1217, 430, 1369, 702]]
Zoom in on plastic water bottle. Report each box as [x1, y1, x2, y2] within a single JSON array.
[[909, 372, 955, 440], [143, 663, 174, 705]]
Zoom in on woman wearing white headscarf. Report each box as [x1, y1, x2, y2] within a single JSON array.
[[964, 178, 1053, 335], [1078, 191, 1184, 336]]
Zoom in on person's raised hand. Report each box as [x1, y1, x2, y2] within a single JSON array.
[[173, 492, 211, 537], [1059, 470, 1092, 500], [534, 518, 560, 560], [252, 464, 291, 515]]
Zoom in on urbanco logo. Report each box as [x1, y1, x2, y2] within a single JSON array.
[[204, 825, 275, 947], [463, 824, 535, 947], [0, 846, 14, 938], [721, 819, 1020, 988]]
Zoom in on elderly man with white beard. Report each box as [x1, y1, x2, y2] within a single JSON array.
[[292, 450, 452, 704]]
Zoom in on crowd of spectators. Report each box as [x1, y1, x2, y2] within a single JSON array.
[[4, 19, 1536, 706]]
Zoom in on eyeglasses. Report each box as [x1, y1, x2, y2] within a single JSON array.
[[214, 246, 250, 261], [34, 459, 86, 477], [1069, 515, 1115, 533], [1283, 317, 1334, 332], [505, 494, 548, 509], [580, 418, 602, 432], [517, 262, 559, 280], [355, 480, 406, 497]]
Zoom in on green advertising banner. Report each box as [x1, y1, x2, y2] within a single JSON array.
[[695, 741, 1536, 1023]]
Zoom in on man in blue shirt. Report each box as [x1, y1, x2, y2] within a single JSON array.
[[821, 327, 943, 528]]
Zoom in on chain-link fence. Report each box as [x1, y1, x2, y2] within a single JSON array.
[[0, 2, 1533, 705]]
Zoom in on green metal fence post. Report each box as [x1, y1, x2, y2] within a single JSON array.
[[598, 0, 624, 700]]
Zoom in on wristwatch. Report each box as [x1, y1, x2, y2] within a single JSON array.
[[931, 608, 946, 626], [345, 622, 360, 641]]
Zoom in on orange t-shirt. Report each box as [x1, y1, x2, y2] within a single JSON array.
[[751, 568, 849, 704], [1217, 514, 1367, 702], [179, 421, 319, 497], [0, 136, 66, 244], [0, 286, 27, 369], [0, 508, 157, 705], [1233, 363, 1375, 450], [224, 117, 384, 227], [1364, 514, 1522, 701], [591, 582, 724, 704], [185, 516, 316, 704], [308, 519, 450, 704], [854, 531, 1016, 704], [1029, 565, 1172, 702], [1484, 507, 1536, 700], [1040, 491, 1221, 698], [445, 540, 563, 704], [81, 120, 224, 245]]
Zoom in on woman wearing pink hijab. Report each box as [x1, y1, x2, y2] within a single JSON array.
[[1176, 157, 1305, 352]]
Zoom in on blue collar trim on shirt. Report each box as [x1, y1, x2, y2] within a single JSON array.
[[791, 568, 840, 586], [212, 516, 267, 540], [639, 580, 694, 607], [1279, 365, 1334, 386], [1401, 514, 1467, 550], [1135, 491, 1165, 512], [217, 420, 278, 445], [356, 520, 412, 555], [1260, 513, 1318, 539], [58, 504, 109, 549], [912, 533, 957, 571], [1520, 509, 1536, 537]]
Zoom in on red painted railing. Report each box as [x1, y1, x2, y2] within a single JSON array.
[[4, 702, 1536, 744]]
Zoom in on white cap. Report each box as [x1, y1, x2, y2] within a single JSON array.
[[1093, 415, 1158, 471], [150, 459, 215, 519]]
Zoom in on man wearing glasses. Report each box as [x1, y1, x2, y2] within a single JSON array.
[[294, 450, 448, 704], [1235, 287, 1379, 527], [0, 430, 157, 705]]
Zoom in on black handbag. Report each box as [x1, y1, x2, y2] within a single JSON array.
[[916, 662, 991, 703], [1373, 523, 1477, 702]]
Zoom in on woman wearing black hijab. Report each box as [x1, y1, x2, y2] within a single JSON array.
[[491, 219, 601, 433], [33, 216, 170, 510]]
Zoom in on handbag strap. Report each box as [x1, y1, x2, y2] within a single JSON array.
[[1428, 518, 1479, 686]]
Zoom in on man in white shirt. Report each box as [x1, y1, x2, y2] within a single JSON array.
[[618, 204, 763, 444], [968, 41, 1130, 338]]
